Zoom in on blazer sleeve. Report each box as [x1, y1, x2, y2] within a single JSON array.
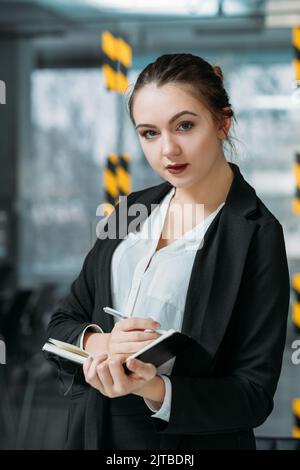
[[151, 219, 291, 435], [44, 188, 142, 376], [44, 238, 101, 375]]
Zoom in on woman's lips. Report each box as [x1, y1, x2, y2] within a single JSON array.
[[166, 163, 189, 174]]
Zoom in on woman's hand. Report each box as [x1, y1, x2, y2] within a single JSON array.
[[84, 317, 160, 360], [106, 316, 161, 363], [82, 352, 158, 398], [82, 317, 162, 398]]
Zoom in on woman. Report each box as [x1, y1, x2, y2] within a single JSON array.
[[46, 53, 290, 450]]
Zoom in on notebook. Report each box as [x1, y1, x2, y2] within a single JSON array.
[[42, 329, 200, 374]]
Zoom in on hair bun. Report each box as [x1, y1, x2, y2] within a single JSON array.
[[212, 65, 224, 83]]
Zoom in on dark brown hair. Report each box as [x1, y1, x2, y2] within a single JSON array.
[[125, 53, 237, 157]]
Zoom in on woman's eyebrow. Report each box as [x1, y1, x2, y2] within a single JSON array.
[[135, 110, 199, 130]]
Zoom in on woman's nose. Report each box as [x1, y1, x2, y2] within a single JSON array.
[[161, 134, 181, 156]]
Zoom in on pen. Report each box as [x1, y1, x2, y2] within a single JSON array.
[[103, 306, 166, 334], [103, 306, 127, 319]]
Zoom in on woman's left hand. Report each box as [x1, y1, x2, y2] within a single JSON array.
[[83, 352, 157, 397]]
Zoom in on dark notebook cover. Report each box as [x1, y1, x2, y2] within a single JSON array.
[[123, 329, 203, 374]]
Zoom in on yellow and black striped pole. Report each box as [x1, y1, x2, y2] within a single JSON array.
[[292, 152, 300, 214], [101, 31, 132, 94], [103, 153, 119, 216], [292, 273, 300, 332], [103, 153, 132, 213], [292, 398, 300, 438], [101, 31, 132, 211], [291, 27, 300, 441], [292, 26, 300, 87], [117, 153, 131, 202]]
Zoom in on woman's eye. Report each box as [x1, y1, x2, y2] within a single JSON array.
[[140, 121, 193, 139], [141, 130, 157, 140], [178, 121, 194, 131]]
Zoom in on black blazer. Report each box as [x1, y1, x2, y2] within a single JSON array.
[[46, 162, 290, 450]]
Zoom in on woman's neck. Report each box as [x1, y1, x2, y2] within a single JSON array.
[[171, 157, 234, 208]]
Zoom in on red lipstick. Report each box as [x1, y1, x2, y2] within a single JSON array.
[[166, 163, 189, 174]]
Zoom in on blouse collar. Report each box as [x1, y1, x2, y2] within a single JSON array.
[[137, 186, 225, 252]]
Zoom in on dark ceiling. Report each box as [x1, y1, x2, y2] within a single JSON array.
[[0, 0, 296, 68]]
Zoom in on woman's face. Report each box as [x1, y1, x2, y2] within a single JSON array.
[[132, 82, 230, 189]]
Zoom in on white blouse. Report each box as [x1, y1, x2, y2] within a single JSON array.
[[112, 186, 223, 325], [78, 186, 225, 422]]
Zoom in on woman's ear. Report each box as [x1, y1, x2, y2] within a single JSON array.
[[218, 112, 232, 140]]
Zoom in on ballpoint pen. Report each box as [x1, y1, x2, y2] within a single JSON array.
[[103, 306, 166, 334], [103, 306, 128, 319]]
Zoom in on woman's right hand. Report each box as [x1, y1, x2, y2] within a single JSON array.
[[83, 317, 161, 362], [107, 317, 161, 362]]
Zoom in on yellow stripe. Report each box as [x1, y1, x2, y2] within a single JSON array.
[[102, 67, 128, 93], [117, 37, 132, 68], [292, 274, 300, 292], [101, 31, 131, 93], [122, 152, 131, 163], [102, 31, 132, 66], [294, 163, 300, 186], [103, 64, 118, 91], [293, 59, 300, 82], [292, 27, 300, 49], [116, 71, 129, 94], [292, 302, 300, 329], [102, 31, 117, 60], [108, 153, 119, 165], [117, 166, 131, 194], [293, 398, 300, 418], [292, 426, 300, 438], [292, 198, 300, 214], [117, 154, 131, 194], [103, 169, 119, 198]]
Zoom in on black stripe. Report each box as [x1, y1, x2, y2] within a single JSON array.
[[293, 46, 300, 62], [103, 56, 128, 77], [294, 325, 300, 335], [118, 61, 128, 77], [295, 416, 300, 428], [119, 156, 129, 171], [294, 293, 300, 302], [107, 159, 118, 174], [103, 55, 117, 71], [119, 156, 130, 196], [105, 192, 117, 206], [294, 288, 300, 298], [296, 153, 300, 165]]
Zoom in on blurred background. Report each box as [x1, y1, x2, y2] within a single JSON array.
[[1, 0, 300, 450]]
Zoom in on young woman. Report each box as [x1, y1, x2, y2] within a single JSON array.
[[46, 53, 290, 450]]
